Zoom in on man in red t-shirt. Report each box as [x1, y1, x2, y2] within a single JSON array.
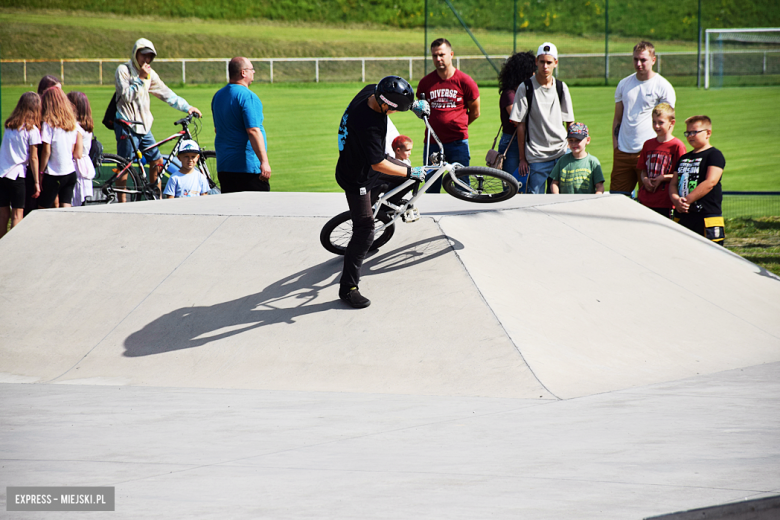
[[416, 38, 480, 192]]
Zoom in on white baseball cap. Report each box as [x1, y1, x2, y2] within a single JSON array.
[[536, 42, 558, 60], [177, 140, 200, 155]]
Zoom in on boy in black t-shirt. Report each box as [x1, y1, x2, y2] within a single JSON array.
[[669, 115, 727, 245], [335, 76, 428, 308]]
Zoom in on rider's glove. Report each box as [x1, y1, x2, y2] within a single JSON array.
[[409, 166, 427, 182], [411, 99, 430, 119]]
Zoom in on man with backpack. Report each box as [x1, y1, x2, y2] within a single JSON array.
[[509, 42, 574, 194]]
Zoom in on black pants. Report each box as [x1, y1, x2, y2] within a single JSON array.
[[218, 171, 270, 193], [340, 190, 374, 289], [340, 174, 414, 289]]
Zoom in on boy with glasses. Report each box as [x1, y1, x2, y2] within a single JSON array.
[[669, 115, 727, 245]]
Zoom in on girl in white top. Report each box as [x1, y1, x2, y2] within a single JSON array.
[[39, 85, 82, 209], [0, 92, 42, 238], [67, 91, 96, 207]]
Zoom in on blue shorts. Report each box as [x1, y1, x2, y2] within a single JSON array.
[[114, 122, 162, 163]]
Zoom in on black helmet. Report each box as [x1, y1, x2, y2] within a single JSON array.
[[374, 76, 414, 112]]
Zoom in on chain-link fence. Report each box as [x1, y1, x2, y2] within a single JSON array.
[[723, 192, 780, 219]]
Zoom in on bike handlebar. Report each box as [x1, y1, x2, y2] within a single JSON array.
[[174, 113, 200, 127]]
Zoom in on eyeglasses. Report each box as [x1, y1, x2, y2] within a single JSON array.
[[684, 129, 707, 137], [242, 68, 255, 73]]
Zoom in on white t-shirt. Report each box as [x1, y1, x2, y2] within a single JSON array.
[[163, 170, 209, 198], [509, 77, 575, 163], [0, 126, 42, 180], [615, 73, 676, 154], [42, 122, 78, 176]]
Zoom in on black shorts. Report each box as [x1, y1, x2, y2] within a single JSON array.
[[39, 172, 77, 207], [675, 213, 726, 246], [218, 172, 270, 193], [0, 176, 26, 209]]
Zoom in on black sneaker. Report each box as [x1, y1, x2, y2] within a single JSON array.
[[339, 286, 371, 309]]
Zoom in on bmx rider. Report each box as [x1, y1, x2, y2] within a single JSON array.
[[335, 75, 429, 308]]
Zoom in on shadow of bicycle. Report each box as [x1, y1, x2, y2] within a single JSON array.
[[123, 235, 464, 357]]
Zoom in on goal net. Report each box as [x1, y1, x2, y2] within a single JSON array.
[[705, 28, 780, 89]]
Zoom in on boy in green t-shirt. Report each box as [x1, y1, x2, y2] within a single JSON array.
[[550, 122, 605, 195]]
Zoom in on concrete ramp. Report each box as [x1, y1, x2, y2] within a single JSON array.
[[1, 193, 778, 399]]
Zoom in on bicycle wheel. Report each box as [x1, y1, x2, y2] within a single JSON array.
[[92, 154, 144, 203], [320, 210, 395, 256], [199, 150, 219, 190], [442, 166, 519, 203]]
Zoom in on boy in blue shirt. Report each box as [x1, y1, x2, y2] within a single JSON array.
[[163, 140, 210, 198]]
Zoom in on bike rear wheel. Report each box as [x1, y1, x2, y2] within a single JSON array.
[[199, 150, 219, 190], [91, 154, 145, 204], [320, 210, 396, 256], [442, 166, 519, 203]]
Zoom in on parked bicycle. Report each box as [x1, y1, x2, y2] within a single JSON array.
[[89, 113, 217, 204], [320, 114, 519, 255]]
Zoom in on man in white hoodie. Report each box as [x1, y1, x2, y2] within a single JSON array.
[[114, 38, 201, 198]]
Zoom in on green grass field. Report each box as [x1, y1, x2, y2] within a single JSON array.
[[3, 82, 778, 192], [0, 7, 701, 60]]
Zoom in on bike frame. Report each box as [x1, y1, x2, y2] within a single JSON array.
[[371, 115, 481, 233], [118, 119, 195, 183], [104, 115, 210, 200]]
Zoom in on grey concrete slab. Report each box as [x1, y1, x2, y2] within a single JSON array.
[[438, 195, 780, 398], [2, 193, 779, 518], [1, 363, 778, 519], [0, 209, 549, 398], [2, 194, 779, 399]]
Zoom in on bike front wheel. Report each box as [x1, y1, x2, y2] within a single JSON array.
[[442, 166, 519, 203], [320, 210, 396, 256], [199, 150, 219, 190]]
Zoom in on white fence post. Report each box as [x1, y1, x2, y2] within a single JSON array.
[[182, 60, 186, 84], [315, 59, 319, 83], [23, 60, 27, 83], [225, 60, 229, 83], [270, 60, 274, 83], [409, 58, 413, 81]]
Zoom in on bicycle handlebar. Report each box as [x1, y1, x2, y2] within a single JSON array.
[[174, 113, 200, 126]]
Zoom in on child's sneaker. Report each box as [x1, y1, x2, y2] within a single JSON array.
[[339, 286, 371, 309]]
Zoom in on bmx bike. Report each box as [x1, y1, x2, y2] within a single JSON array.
[[320, 114, 519, 255]]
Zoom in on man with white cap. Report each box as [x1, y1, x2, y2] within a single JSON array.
[[509, 42, 574, 194]]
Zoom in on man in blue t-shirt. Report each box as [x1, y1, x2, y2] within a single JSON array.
[[211, 57, 272, 192]]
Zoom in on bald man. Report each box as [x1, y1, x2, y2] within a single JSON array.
[[211, 57, 272, 192]]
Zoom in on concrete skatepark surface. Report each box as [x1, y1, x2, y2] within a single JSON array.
[[1, 192, 779, 518]]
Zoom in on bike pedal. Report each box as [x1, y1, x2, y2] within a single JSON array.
[[403, 207, 420, 222]]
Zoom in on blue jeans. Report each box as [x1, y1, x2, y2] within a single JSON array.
[[497, 132, 520, 180], [528, 157, 561, 194], [114, 122, 162, 163], [423, 139, 470, 193]]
